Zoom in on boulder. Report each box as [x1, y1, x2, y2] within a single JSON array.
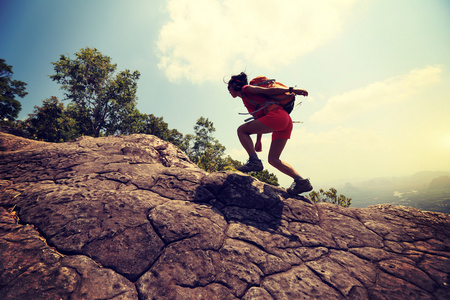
[[1, 132, 449, 299]]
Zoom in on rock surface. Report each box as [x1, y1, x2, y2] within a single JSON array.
[[1, 132, 449, 299]]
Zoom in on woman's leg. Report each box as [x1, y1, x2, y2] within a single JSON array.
[[237, 120, 273, 156], [267, 139, 300, 178]]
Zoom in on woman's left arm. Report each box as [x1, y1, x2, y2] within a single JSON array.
[[244, 85, 308, 96]]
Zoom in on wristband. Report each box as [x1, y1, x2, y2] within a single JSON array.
[[289, 87, 294, 93]]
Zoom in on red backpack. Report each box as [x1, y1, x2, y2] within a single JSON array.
[[240, 76, 297, 121]]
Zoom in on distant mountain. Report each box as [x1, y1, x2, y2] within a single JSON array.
[[355, 171, 450, 190], [339, 171, 450, 214], [429, 175, 450, 189]]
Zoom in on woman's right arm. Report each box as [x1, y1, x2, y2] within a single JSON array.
[[244, 85, 308, 96], [255, 134, 262, 152]]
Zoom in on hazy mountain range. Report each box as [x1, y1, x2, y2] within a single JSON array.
[[336, 171, 450, 214]]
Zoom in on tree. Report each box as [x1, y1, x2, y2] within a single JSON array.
[[250, 170, 279, 187], [50, 47, 140, 137], [24, 96, 78, 142], [0, 58, 27, 122], [121, 110, 186, 149], [186, 117, 227, 173], [309, 188, 352, 208]]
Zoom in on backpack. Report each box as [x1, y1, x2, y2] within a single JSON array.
[[249, 76, 296, 114], [240, 76, 297, 121]]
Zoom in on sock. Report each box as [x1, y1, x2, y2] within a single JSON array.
[[249, 153, 259, 161]]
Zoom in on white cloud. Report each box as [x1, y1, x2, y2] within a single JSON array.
[[310, 65, 442, 123], [157, 0, 360, 83]]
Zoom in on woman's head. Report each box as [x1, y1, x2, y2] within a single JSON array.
[[227, 72, 248, 92]]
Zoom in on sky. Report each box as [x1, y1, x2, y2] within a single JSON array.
[[1, 0, 449, 189]]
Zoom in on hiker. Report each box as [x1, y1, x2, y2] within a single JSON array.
[[227, 72, 313, 195]]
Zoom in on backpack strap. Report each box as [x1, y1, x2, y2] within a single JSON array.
[[238, 93, 265, 119], [239, 101, 275, 122], [253, 79, 276, 86]]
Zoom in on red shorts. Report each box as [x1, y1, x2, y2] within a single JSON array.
[[258, 108, 293, 140]]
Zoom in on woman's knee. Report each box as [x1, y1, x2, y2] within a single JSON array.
[[237, 124, 246, 136], [268, 157, 281, 167], [238, 120, 274, 136], [237, 123, 253, 136]]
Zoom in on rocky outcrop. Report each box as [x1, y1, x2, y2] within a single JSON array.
[[1, 132, 449, 299]]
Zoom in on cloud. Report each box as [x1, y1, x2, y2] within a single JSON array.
[[310, 65, 443, 123], [157, 0, 360, 83]]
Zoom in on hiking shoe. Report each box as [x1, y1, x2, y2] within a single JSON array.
[[237, 159, 263, 172], [287, 178, 313, 195]]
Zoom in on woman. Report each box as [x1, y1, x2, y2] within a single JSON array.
[[227, 72, 312, 195]]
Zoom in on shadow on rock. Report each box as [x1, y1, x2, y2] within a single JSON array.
[[194, 172, 314, 239]]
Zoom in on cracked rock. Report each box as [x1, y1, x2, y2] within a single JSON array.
[[1, 132, 449, 299]]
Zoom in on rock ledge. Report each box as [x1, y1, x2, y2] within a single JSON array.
[[1, 133, 449, 299]]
